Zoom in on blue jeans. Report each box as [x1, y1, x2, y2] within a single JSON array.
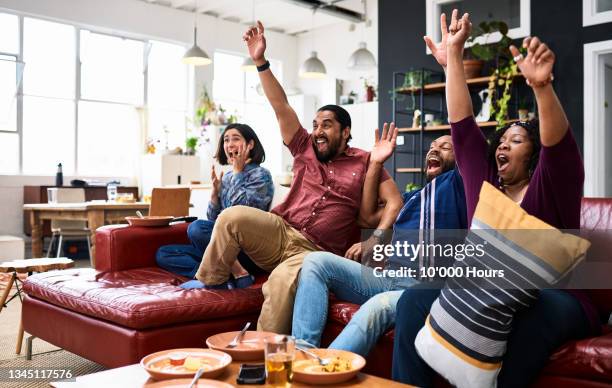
[[156, 220, 257, 278], [292, 252, 417, 357], [392, 288, 591, 387]]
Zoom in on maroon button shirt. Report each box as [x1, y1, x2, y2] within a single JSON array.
[[271, 126, 390, 256]]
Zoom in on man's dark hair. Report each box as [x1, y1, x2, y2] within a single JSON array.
[[317, 104, 352, 143], [215, 123, 266, 165], [487, 119, 541, 177]]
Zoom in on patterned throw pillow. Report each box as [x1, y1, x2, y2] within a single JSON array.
[[414, 182, 590, 388]]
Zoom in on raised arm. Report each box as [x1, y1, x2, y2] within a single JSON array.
[[445, 10, 474, 123], [510, 38, 568, 146], [243, 21, 300, 145], [359, 123, 397, 228]]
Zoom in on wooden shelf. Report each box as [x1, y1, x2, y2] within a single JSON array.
[[398, 119, 519, 133], [396, 73, 523, 95], [396, 168, 422, 173]]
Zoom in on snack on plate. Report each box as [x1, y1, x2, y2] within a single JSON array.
[[294, 357, 352, 373], [149, 355, 213, 373], [323, 357, 352, 373]]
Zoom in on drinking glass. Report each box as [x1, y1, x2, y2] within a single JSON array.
[[107, 184, 118, 201], [264, 335, 295, 387]]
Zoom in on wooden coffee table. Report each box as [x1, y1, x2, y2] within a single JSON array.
[[50, 362, 412, 387]]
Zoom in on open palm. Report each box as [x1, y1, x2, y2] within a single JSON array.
[[371, 122, 398, 164], [424, 13, 449, 68], [510, 37, 555, 85], [243, 21, 266, 61]]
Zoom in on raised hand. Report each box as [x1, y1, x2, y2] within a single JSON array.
[[510, 37, 555, 88], [446, 9, 472, 50], [211, 165, 223, 203], [370, 122, 398, 165], [243, 20, 266, 63], [232, 144, 252, 174], [424, 13, 449, 68]]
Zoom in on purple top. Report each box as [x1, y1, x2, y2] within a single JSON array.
[[451, 116, 600, 334]]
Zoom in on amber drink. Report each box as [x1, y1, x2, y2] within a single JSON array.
[[264, 335, 295, 387]]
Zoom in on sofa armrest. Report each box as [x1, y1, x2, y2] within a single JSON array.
[[95, 223, 190, 272]]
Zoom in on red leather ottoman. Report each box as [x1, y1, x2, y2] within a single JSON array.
[[22, 223, 265, 368]]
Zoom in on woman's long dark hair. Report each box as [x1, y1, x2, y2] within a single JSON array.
[[215, 123, 266, 165], [487, 119, 541, 178]]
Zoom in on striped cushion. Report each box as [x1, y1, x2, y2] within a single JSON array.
[[415, 182, 590, 388]]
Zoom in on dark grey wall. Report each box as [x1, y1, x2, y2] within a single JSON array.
[[378, 0, 612, 190]]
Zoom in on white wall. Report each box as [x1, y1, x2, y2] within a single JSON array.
[[605, 59, 612, 196], [296, 0, 378, 108], [0, 0, 299, 237]]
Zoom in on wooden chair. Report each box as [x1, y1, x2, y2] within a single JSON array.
[[149, 188, 191, 217], [46, 188, 92, 263]]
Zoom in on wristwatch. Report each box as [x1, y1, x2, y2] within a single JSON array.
[[372, 229, 386, 242]]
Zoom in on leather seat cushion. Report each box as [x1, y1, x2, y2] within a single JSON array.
[[23, 267, 264, 329]]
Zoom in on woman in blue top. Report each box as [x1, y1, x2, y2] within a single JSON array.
[[156, 123, 274, 287]]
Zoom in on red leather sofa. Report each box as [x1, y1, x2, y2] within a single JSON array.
[[21, 198, 612, 386]]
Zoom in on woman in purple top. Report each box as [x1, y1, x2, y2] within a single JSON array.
[[392, 10, 599, 387]]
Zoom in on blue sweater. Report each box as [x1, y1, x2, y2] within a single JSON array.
[[206, 163, 274, 221]]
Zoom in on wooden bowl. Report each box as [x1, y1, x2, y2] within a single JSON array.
[[206, 331, 277, 361], [292, 348, 366, 385], [125, 216, 173, 227], [141, 348, 231, 381]]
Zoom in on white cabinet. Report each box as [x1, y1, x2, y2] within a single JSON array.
[[341, 102, 378, 152], [140, 155, 201, 196]]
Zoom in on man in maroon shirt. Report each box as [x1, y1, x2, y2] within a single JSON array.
[[191, 21, 403, 334]]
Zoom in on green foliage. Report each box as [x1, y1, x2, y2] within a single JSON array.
[[185, 136, 199, 151], [466, 20, 518, 128], [466, 21, 513, 62], [405, 182, 421, 192]]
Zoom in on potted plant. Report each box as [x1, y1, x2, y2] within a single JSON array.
[[464, 21, 513, 79], [465, 20, 519, 127], [185, 137, 199, 155], [517, 97, 530, 120]]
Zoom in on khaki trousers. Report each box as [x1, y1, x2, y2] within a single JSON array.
[[195, 206, 317, 334]]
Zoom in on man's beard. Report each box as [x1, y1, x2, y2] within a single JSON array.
[[313, 137, 342, 163]]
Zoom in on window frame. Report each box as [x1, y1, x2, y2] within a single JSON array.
[[425, 0, 531, 54], [3, 11, 192, 176], [583, 0, 612, 26]]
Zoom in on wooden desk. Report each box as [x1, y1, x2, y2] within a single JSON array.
[[23, 186, 139, 236], [50, 362, 412, 388], [23, 202, 149, 263]]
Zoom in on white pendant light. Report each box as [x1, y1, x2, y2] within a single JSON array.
[[347, 41, 376, 70], [299, 8, 326, 79], [300, 51, 326, 78], [182, 2, 211, 66], [241, 0, 257, 72], [347, 0, 376, 71]]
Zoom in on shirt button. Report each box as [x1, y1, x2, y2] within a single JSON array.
[[327, 186, 331, 190], [352, 172, 356, 176], [312, 212, 316, 215], [322, 196, 326, 200], [329, 171, 333, 174]]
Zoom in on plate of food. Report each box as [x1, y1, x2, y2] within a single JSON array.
[[141, 348, 232, 380], [125, 216, 174, 227], [206, 331, 277, 361], [292, 348, 366, 385]]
